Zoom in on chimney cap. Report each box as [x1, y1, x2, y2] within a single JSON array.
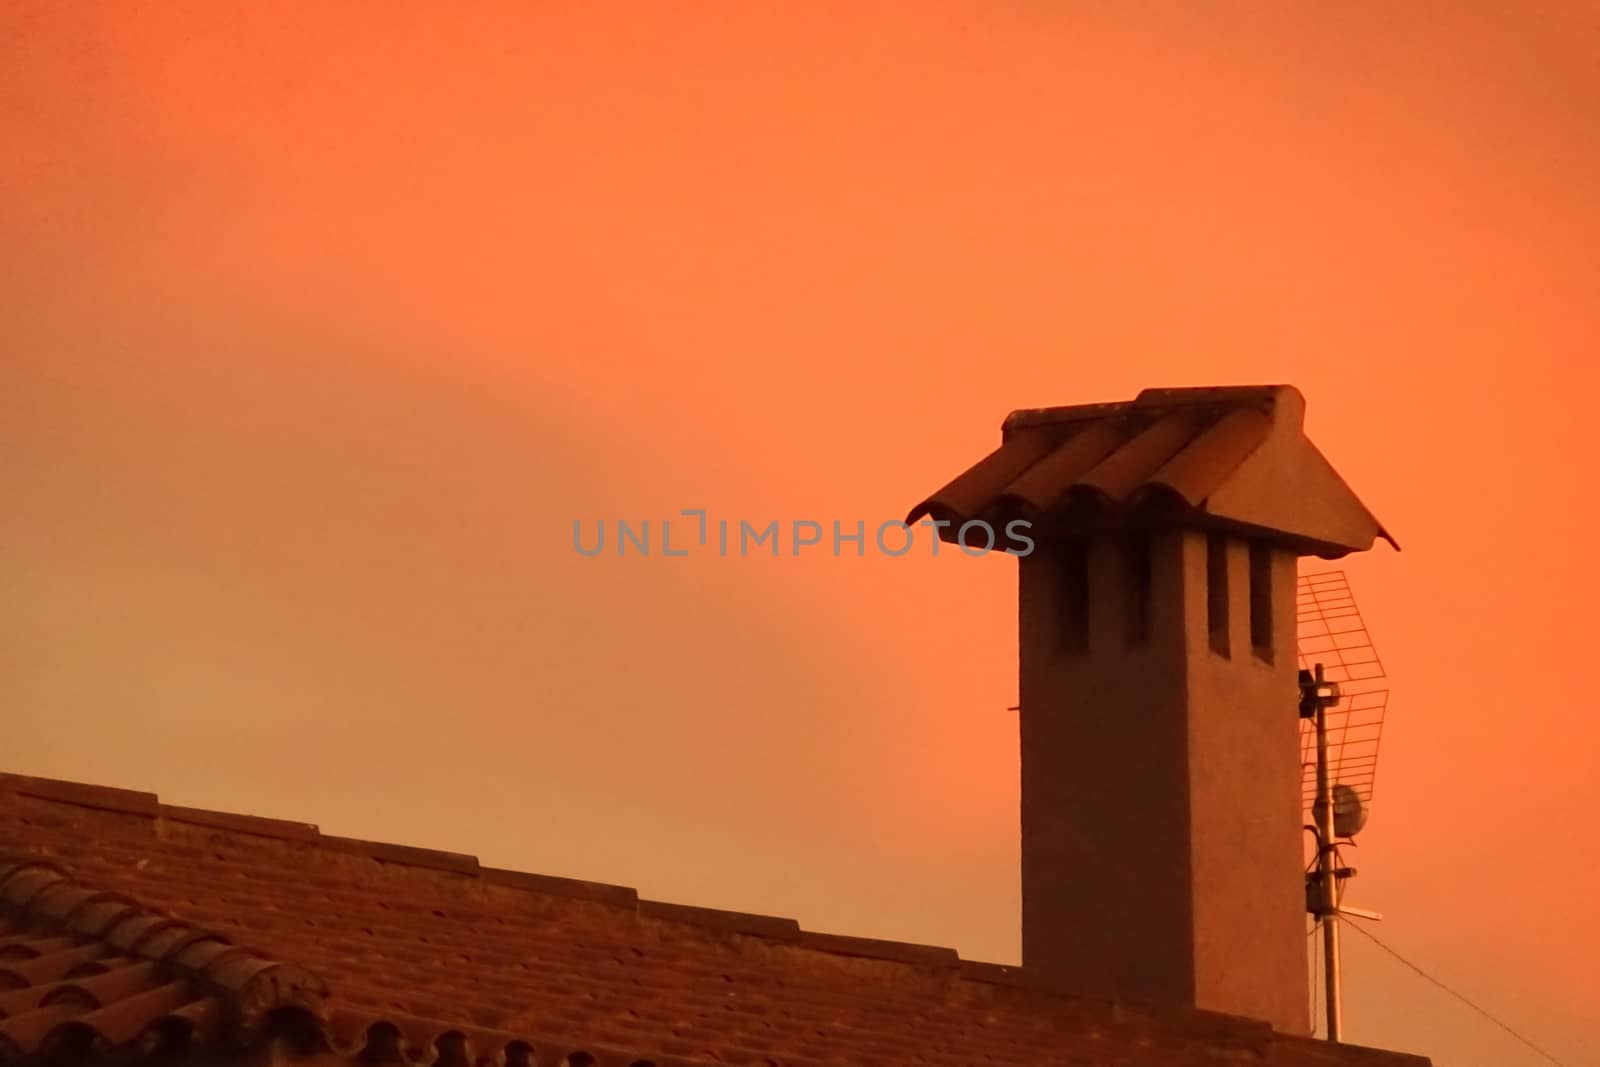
[[906, 385, 1395, 558]]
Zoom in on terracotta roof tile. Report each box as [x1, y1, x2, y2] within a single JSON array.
[[0, 858, 324, 1063], [0, 774, 1430, 1066], [907, 386, 1395, 558]]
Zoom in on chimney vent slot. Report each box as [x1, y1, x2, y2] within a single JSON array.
[[1058, 540, 1090, 654], [1206, 533, 1230, 658], [1249, 542, 1273, 661], [1123, 533, 1152, 647]]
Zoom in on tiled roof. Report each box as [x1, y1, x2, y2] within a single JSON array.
[[0, 862, 327, 1060], [906, 386, 1395, 558], [0, 773, 1429, 1067]]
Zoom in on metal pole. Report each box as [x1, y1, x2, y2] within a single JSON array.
[[1313, 663, 1344, 1042]]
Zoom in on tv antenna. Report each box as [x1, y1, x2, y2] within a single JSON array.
[[1297, 570, 1389, 1044]]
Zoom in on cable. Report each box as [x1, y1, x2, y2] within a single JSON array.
[[1309, 922, 1320, 1036], [1341, 916, 1569, 1067]]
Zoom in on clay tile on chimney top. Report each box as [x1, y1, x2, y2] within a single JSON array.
[[909, 384, 1394, 557]]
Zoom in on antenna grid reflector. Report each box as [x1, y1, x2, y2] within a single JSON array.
[[1296, 570, 1388, 815]]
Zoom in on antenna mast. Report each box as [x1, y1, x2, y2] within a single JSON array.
[[1304, 663, 1345, 1039], [1296, 571, 1390, 1043]]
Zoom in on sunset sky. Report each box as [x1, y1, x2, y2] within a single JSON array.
[[4, 4, 1597, 1063]]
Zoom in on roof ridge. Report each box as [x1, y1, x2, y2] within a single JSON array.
[[1000, 384, 1288, 432], [0, 773, 977, 974]]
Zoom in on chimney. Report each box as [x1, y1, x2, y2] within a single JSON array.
[[907, 386, 1394, 1034]]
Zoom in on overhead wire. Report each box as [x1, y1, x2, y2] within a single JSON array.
[[1341, 916, 1569, 1067]]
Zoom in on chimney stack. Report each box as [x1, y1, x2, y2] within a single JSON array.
[[907, 386, 1393, 1034]]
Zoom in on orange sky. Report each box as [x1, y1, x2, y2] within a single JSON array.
[[4, 3, 1597, 1063]]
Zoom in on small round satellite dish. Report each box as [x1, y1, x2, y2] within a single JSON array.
[[1313, 783, 1369, 838]]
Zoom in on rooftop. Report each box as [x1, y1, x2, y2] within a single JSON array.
[[0, 772, 1428, 1066]]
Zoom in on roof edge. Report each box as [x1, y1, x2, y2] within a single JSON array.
[[0, 772, 976, 972], [0, 773, 159, 819]]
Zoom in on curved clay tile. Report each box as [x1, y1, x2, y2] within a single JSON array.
[[0, 859, 327, 1060], [1146, 406, 1274, 506], [1071, 409, 1202, 502], [904, 430, 1056, 526], [997, 420, 1126, 514], [907, 386, 1393, 556]]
